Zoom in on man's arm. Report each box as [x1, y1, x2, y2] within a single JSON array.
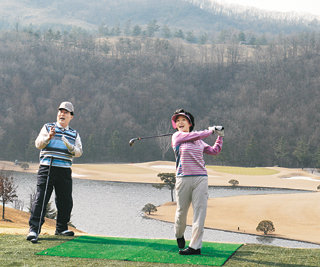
[[73, 134, 83, 157], [62, 133, 83, 157], [35, 125, 52, 149]]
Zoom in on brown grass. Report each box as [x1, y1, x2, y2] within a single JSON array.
[[0, 205, 83, 235]]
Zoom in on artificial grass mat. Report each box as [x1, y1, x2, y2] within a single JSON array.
[[37, 236, 242, 266]]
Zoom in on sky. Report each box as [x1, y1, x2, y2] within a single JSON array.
[[219, 0, 320, 17]]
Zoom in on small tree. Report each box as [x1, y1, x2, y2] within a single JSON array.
[[28, 189, 57, 219], [155, 120, 172, 159], [45, 202, 57, 219], [0, 171, 18, 221], [20, 162, 29, 170], [256, 220, 275, 235], [157, 173, 176, 202], [14, 199, 24, 211], [142, 203, 157, 215], [228, 179, 239, 186]]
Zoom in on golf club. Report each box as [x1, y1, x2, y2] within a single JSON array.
[[30, 157, 53, 244], [129, 126, 224, 146], [129, 133, 173, 146]]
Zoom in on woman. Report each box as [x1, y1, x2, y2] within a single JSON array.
[[171, 109, 224, 255]]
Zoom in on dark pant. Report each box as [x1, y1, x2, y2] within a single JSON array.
[[29, 165, 73, 233]]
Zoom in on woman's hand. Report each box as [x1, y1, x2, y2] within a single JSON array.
[[208, 126, 224, 137]]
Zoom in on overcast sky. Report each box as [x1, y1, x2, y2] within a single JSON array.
[[217, 0, 320, 17]]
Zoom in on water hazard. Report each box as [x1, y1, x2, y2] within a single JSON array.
[[10, 171, 320, 249]]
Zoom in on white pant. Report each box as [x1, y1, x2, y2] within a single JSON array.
[[174, 176, 208, 249]]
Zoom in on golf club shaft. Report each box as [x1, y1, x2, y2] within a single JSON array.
[[36, 157, 53, 239], [137, 133, 173, 140], [129, 133, 173, 146], [129, 126, 224, 146]]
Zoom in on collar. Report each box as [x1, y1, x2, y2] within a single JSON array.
[[56, 122, 69, 131]]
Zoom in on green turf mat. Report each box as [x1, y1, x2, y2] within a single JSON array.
[[37, 236, 242, 266]]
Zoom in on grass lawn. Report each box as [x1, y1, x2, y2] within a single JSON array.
[[1, 234, 319, 267], [208, 166, 279, 176]]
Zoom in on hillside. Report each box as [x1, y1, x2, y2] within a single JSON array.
[[0, 1, 320, 167], [0, 0, 318, 40], [1, 28, 320, 167]]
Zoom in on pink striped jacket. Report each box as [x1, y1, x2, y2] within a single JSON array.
[[172, 130, 223, 177]]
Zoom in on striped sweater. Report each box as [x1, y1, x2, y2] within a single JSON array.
[[172, 130, 223, 177], [35, 122, 82, 168]]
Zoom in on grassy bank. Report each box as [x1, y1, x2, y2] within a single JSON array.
[[1, 234, 319, 266]]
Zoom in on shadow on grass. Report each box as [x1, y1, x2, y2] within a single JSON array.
[[34, 236, 75, 243]]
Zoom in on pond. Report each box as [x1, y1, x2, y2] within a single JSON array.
[[9, 171, 320, 249]]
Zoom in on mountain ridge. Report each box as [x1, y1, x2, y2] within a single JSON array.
[[0, 0, 318, 37]]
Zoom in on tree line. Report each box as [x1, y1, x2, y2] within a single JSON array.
[[1, 29, 320, 168], [3, 0, 319, 45]]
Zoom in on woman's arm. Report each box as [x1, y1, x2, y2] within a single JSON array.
[[172, 130, 213, 146], [203, 136, 223, 155]]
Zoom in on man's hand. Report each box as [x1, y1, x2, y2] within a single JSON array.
[[48, 126, 56, 140], [61, 136, 75, 152]]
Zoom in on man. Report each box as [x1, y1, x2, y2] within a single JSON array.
[[27, 101, 83, 241]]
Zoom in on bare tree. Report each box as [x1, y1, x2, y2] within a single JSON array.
[[156, 173, 176, 202], [155, 120, 172, 159], [28, 188, 56, 219], [0, 170, 18, 221], [14, 199, 24, 211]]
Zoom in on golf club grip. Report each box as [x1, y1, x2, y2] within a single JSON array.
[[214, 126, 224, 131]]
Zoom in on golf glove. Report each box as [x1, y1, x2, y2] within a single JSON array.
[[208, 126, 224, 137], [215, 128, 224, 137], [61, 136, 75, 152]]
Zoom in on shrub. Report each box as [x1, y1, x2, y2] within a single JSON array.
[[256, 220, 275, 235], [228, 179, 239, 186], [20, 163, 29, 170], [142, 203, 157, 215]]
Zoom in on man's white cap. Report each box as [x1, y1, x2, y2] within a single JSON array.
[[58, 101, 74, 114]]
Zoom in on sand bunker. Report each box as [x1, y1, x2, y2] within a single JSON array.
[[72, 173, 87, 178], [283, 176, 319, 181], [151, 165, 175, 169]]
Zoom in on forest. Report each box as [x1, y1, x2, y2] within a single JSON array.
[[0, 27, 320, 168]]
